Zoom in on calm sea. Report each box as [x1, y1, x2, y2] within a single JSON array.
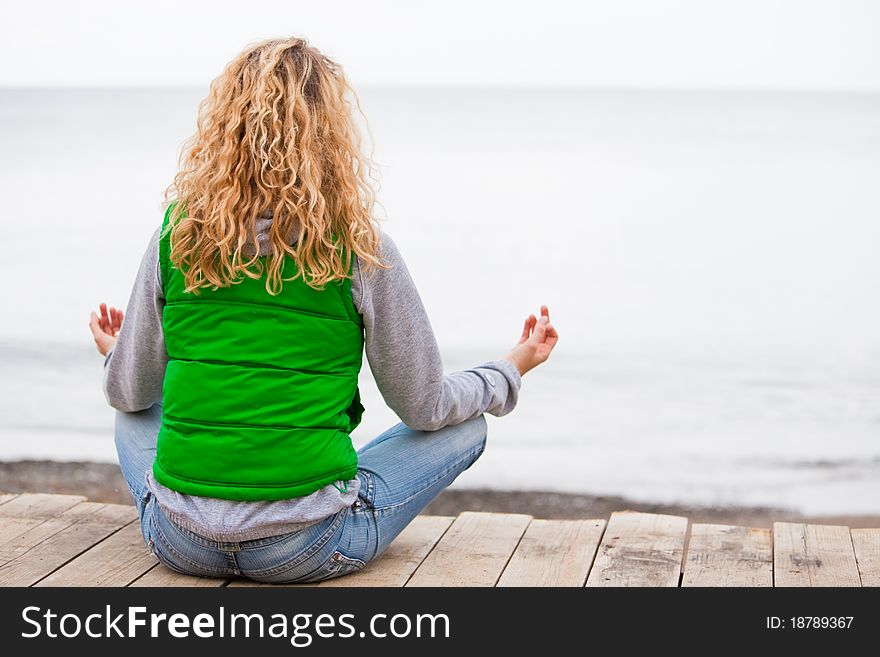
[[1, 87, 878, 513]]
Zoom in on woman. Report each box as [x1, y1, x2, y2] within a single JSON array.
[[88, 37, 558, 584]]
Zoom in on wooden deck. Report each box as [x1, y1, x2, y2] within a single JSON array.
[[1, 493, 878, 587]]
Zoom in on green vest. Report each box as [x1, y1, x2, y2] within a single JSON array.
[[153, 205, 365, 501]]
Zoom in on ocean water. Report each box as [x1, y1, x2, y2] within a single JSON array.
[[1, 87, 878, 514]]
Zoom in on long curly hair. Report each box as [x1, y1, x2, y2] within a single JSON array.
[[163, 37, 388, 295]]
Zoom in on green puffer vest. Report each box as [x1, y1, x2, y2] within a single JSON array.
[[152, 205, 365, 501]]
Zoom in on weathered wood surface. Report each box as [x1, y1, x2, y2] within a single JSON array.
[[682, 524, 773, 587], [0, 502, 135, 586], [773, 523, 861, 587], [2, 495, 880, 587], [0, 494, 19, 507], [497, 519, 605, 587], [0, 494, 87, 548], [586, 512, 688, 587], [851, 529, 880, 587], [407, 512, 532, 587], [35, 518, 157, 587]]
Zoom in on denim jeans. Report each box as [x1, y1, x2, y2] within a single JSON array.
[[114, 404, 487, 583]]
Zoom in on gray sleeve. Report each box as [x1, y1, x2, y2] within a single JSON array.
[[102, 226, 168, 412], [351, 232, 522, 431]]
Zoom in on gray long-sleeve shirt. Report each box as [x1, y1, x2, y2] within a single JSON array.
[[104, 219, 521, 541]]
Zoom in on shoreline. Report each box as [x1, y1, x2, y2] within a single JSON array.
[[3, 460, 879, 529]]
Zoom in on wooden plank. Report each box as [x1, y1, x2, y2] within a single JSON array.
[[0, 518, 50, 548], [35, 519, 157, 587], [682, 524, 772, 587], [0, 493, 86, 517], [773, 523, 861, 587], [586, 511, 688, 587], [130, 564, 229, 587], [850, 529, 880, 587], [321, 515, 454, 587], [0, 494, 88, 548], [0, 503, 136, 586], [498, 519, 605, 587], [0, 502, 111, 564], [406, 512, 531, 587], [0, 494, 19, 507]]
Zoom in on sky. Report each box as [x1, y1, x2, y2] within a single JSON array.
[[1, 0, 879, 91]]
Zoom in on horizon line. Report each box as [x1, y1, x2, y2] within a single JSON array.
[[1, 83, 880, 96]]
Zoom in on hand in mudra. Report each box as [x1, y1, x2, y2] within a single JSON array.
[[89, 302, 124, 357], [504, 305, 559, 376]]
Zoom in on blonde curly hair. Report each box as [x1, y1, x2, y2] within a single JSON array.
[[163, 36, 388, 294]]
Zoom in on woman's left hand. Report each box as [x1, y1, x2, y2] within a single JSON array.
[[89, 302, 124, 356]]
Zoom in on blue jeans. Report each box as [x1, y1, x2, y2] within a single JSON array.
[[114, 404, 487, 583]]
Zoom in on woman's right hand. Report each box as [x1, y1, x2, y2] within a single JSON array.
[[89, 302, 124, 357], [503, 305, 558, 376]]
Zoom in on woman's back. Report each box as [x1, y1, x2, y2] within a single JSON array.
[[155, 203, 365, 501], [91, 36, 557, 582]]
